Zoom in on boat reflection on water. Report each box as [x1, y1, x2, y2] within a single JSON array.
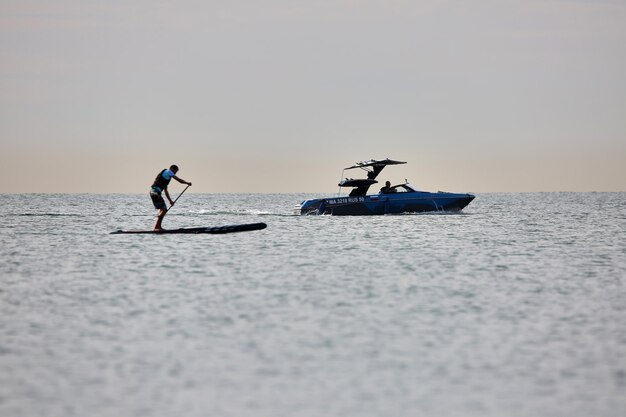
[[294, 159, 475, 216]]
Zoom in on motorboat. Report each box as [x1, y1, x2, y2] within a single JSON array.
[[294, 158, 475, 215]]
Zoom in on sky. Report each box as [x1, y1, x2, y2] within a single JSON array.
[[1, 0, 625, 193]]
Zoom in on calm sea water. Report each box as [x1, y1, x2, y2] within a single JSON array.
[[1, 192, 625, 417]]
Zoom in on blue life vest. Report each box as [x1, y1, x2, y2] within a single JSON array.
[[151, 169, 172, 193]]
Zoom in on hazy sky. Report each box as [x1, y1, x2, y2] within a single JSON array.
[[1, 0, 625, 193]]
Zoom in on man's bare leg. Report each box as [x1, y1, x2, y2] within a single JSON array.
[[154, 209, 167, 231]]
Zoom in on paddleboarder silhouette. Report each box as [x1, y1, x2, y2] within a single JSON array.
[[150, 164, 192, 231]]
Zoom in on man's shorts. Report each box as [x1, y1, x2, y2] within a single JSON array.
[[150, 190, 167, 210]]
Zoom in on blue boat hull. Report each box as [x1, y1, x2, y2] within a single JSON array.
[[297, 192, 475, 215]]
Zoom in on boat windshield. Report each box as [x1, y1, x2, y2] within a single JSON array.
[[382, 183, 423, 193], [403, 183, 423, 192]]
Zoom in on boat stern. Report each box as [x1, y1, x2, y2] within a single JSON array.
[[294, 198, 324, 215]]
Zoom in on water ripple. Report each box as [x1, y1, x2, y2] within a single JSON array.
[[1, 193, 625, 417]]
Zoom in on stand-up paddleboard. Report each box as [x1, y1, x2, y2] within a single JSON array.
[[111, 222, 267, 235]]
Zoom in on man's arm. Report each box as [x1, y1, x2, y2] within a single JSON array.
[[164, 189, 174, 205], [173, 175, 192, 186]]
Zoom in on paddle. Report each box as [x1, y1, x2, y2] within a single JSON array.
[[165, 184, 190, 213]]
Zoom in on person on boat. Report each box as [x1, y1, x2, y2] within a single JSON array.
[[150, 164, 192, 231], [380, 181, 397, 194]]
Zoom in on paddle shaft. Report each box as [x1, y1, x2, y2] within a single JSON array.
[[165, 184, 190, 213]]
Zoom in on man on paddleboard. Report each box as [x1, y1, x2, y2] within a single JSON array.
[[150, 164, 192, 231]]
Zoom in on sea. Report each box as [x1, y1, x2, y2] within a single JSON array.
[[1, 192, 625, 417]]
